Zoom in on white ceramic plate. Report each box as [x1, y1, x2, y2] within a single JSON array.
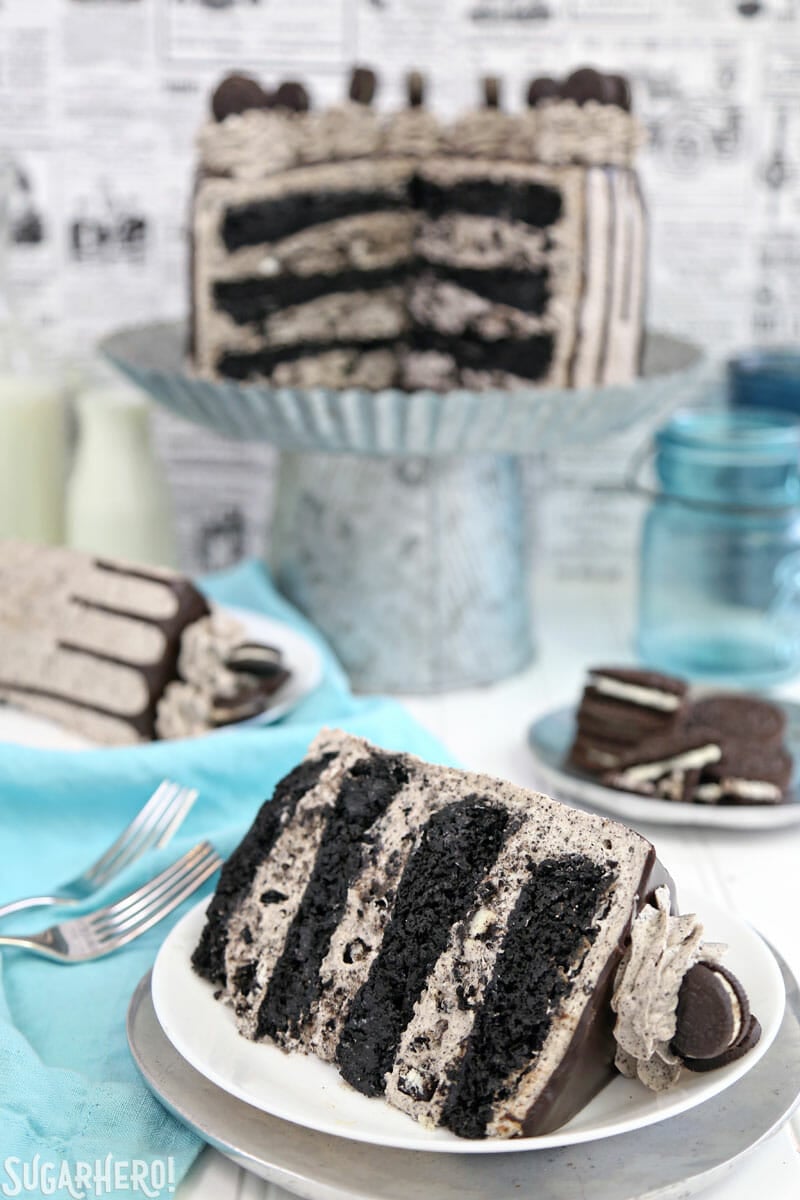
[[527, 704, 800, 830], [150, 891, 785, 1155], [0, 605, 323, 751]]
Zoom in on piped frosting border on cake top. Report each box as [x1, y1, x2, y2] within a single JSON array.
[[196, 66, 644, 180]]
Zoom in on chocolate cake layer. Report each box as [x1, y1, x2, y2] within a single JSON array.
[[409, 326, 555, 382], [255, 752, 411, 1043], [213, 265, 410, 325], [441, 854, 612, 1138], [412, 175, 563, 229], [336, 798, 509, 1097], [217, 337, 399, 383], [192, 751, 335, 986], [222, 187, 411, 253]]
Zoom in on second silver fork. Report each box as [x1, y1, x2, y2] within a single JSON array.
[[0, 841, 221, 963]]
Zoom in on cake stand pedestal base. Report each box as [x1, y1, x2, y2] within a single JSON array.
[[270, 451, 533, 693]]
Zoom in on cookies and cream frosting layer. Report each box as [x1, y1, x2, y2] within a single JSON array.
[[196, 100, 644, 180]]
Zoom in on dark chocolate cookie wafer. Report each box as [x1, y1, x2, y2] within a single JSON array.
[[682, 1014, 762, 1072], [693, 743, 792, 806], [685, 693, 787, 748], [588, 667, 688, 713], [602, 725, 725, 803], [672, 961, 750, 1061], [567, 731, 632, 775]]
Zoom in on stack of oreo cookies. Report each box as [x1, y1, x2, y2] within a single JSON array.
[[568, 667, 688, 777], [569, 670, 794, 806]]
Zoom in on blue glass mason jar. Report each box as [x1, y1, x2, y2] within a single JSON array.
[[637, 408, 800, 685]]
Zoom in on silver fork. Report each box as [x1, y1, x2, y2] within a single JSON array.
[[0, 780, 198, 920], [0, 841, 222, 962]]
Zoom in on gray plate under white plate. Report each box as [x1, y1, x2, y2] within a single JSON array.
[[127, 947, 800, 1200]]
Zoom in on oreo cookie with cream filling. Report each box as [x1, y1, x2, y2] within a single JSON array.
[[587, 667, 688, 717], [602, 726, 724, 803], [672, 961, 761, 1072], [693, 744, 792, 806], [685, 693, 787, 748], [568, 731, 631, 775]]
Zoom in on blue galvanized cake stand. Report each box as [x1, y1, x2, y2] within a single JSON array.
[[102, 322, 705, 693]]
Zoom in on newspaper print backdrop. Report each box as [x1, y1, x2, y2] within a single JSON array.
[[1, 0, 798, 575]]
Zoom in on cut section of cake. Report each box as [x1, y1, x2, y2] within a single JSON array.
[[0, 540, 290, 744], [190, 65, 647, 392], [193, 730, 761, 1138]]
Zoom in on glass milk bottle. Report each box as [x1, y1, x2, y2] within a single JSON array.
[[0, 374, 66, 543], [66, 384, 177, 567], [0, 152, 67, 542]]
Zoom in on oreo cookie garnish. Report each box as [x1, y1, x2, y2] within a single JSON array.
[[212, 674, 291, 726], [483, 76, 502, 109], [606, 72, 632, 112], [274, 81, 311, 113], [211, 73, 272, 122], [672, 961, 750, 1061], [226, 642, 286, 678], [561, 67, 615, 106], [526, 76, 560, 107], [349, 66, 377, 106], [407, 70, 426, 108], [682, 1013, 762, 1073]]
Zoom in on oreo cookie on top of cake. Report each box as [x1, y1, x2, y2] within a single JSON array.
[[193, 731, 762, 1138], [568, 667, 794, 806]]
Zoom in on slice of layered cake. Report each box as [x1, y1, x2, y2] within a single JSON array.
[[193, 730, 760, 1138], [191, 65, 646, 392], [0, 541, 290, 744]]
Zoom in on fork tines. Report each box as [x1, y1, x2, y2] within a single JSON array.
[[83, 781, 199, 890], [86, 841, 221, 953]]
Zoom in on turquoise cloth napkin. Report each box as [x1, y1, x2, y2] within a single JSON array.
[[0, 561, 455, 1200]]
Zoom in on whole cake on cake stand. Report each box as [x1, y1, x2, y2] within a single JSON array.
[[103, 66, 704, 693]]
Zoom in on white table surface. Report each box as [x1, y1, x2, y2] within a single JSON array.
[[4, 569, 798, 1199], [179, 570, 800, 1199]]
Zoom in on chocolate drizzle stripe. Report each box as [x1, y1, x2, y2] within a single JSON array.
[[596, 166, 616, 385], [57, 640, 157, 672], [256, 753, 411, 1042], [336, 798, 509, 1098], [0, 681, 150, 730], [566, 169, 591, 387]]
